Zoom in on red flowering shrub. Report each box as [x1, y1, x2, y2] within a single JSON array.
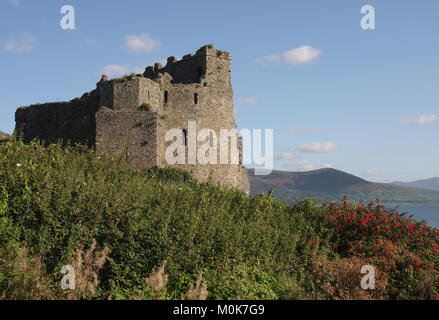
[[304, 197, 439, 299]]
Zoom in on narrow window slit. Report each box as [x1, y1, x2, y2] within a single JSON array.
[[182, 129, 187, 146]]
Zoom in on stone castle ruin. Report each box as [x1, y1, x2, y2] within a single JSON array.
[[0, 130, 11, 143], [15, 45, 250, 193]]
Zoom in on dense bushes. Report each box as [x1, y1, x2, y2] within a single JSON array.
[[0, 139, 438, 299], [317, 198, 439, 299]]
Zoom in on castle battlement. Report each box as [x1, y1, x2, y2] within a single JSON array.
[[14, 45, 250, 193], [142, 45, 231, 86]]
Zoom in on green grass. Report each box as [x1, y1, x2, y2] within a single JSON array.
[[0, 139, 438, 300]]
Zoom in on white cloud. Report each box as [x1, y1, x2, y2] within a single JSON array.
[[284, 159, 333, 171], [285, 159, 314, 171], [402, 114, 439, 126], [362, 170, 379, 178], [297, 142, 338, 153], [101, 65, 130, 78], [132, 66, 145, 74], [8, 0, 20, 7], [100, 64, 146, 79], [157, 58, 168, 66], [256, 45, 321, 66], [123, 33, 161, 54], [3, 33, 36, 53], [274, 153, 298, 161], [155, 56, 181, 67], [277, 153, 333, 171], [99, 56, 182, 80], [283, 46, 321, 65], [255, 54, 282, 65], [289, 127, 323, 134], [236, 97, 259, 105]]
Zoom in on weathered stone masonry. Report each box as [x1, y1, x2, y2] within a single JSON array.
[[15, 45, 250, 193], [0, 130, 12, 143]]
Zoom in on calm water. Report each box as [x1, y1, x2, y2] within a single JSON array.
[[386, 203, 439, 228]]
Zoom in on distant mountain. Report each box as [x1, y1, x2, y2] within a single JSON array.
[[392, 178, 439, 192], [249, 168, 439, 204]]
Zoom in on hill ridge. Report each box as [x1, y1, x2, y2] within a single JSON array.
[[392, 177, 439, 191], [249, 168, 439, 204]]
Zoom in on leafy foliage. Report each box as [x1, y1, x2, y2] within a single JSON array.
[[0, 140, 438, 299]]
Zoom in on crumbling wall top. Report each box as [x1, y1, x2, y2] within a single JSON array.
[[0, 130, 12, 142], [142, 45, 231, 84]]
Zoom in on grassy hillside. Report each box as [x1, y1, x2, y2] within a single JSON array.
[[1, 140, 439, 300], [249, 168, 439, 204]]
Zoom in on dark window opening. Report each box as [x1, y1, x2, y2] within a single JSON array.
[[182, 129, 187, 146], [203, 82, 207, 87], [194, 93, 198, 104], [164, 91, 168, 103], [197, 66, 203, 81]]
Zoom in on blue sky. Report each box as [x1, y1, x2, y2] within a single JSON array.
[[1, 0, 438, 182]]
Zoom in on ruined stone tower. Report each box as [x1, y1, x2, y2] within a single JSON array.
[[15, 45, 250, 193]]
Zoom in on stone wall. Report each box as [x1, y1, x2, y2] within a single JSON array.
[[15, 91, 99, 147], [14, 45, 250, 193], [151, 46, 249, 192], [95, 107, 159, 169], [0, 130, 12, 143]]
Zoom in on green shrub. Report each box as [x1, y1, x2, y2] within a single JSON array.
[[138, 103, 151, 111], [0, 139, 437, 300], [216, 50, 230, 57]]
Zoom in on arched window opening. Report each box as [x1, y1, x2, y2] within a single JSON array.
[[164, 91, 168, 103]]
